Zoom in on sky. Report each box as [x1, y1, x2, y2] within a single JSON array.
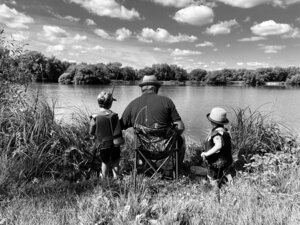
[[1, 0, 300, 71]]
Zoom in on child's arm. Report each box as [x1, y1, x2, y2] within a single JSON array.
[[89, 116, 96, 137], [201, 135, 222, 158]]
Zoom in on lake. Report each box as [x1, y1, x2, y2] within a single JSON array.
[[31, 83, 300, 142]]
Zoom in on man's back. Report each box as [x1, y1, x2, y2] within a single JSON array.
[[120, 92, 181, 129]]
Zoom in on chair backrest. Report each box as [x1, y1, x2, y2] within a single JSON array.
[[134, 124, 178, 159]]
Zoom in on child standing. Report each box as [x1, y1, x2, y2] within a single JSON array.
[[201, 107, 233, 190], [89, 91, 124, 179]]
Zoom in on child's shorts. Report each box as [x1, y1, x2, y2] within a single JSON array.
[[99, 147, 120, 164]]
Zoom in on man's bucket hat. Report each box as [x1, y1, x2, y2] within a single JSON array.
[[139, 75, 162, 87], [97, 91, 116, 106], [207, 107, 229, 125]]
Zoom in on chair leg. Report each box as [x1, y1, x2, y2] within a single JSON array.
[[134, 149, 137, 192], [175, 149, 178, 180]]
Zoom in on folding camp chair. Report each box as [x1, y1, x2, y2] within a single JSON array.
[[133, 124, 179, 187]]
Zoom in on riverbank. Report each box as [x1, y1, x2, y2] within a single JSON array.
[[110, 80, 292, 87], [1, 83, 300, 224]]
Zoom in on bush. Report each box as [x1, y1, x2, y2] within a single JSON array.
[[230, 107, 297, 170], [58, 72, 74, 84], [286, 74, 300, 85]]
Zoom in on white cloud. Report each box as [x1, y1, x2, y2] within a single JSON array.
[[115, 28, 132, 41], [93, 45, 105, 51], [72, 45, 83, 50], [94, 28, 112, 39], [41, 25, 69, 41], [205, 19, 238, 35], [11, 31, 29, 42], [282, 27, 300, 38], [46, 44, 65, 52], [273, 0, 300, 7], [246, 62, 269, 67], [173, 5, 214, 26], [243, 17, 251, 22], [73, 34, 87, 41], [238, 36, 266, 42], [64, 15, 80, 22], [153, 47, 163, 52], [67, 0, 140, 20], [237, 62, 244, 66], [251, 20, 293, 36], [216, 0, 300, 8], [258, 44, 286, 53], [216, 0, 272, 8], [85, 18, 96, 25], [138, 27, 197, 43], [171, 48, 202, 56], [0, 4, 34, 28], [196, 41, 214, 47], [150, 0, 194, 8]]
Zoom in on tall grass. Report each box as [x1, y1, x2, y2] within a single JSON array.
[[0, 87, 93, 195], [1, 92, 299, 224], [0, 167, 299, 224]]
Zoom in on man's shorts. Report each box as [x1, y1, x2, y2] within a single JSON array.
[[99, 146, 120, 164]]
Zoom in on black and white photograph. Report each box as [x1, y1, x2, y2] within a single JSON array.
[[1, 0, 300, 224]]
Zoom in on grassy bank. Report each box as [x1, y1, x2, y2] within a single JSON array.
[[1, 85, 300, 224], [0, 168, 299, 224]]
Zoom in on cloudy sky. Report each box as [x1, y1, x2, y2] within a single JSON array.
[[1, 0, 300, 71]]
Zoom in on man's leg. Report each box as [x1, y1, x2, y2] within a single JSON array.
[[177, 135, 186, 166]]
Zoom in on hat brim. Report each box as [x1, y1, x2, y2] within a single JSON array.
[[207, 113, 229, 125], [139, 81, 162, 87]]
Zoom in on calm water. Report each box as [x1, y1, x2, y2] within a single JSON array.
[[31, 83, 300, 141]]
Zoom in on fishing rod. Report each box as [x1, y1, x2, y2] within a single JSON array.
[[110, 71, 120, 96]]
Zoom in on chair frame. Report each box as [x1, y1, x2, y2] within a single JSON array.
[[133, 128, 179, 189]]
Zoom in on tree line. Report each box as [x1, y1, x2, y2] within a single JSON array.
[[1, 46, 300, 86]]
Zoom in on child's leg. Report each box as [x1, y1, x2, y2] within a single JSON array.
[[111, 147, 121, 179], [99, 149, 110, 179], [111, 160, 120, 179], [225, 173, 233, 185], [101, 162, 109, 178], [207, 166, 221, 202]]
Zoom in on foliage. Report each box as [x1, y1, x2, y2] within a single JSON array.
[[229, 107, 297, 170], [286, 74, 300, 85], [189, 68, 207, 81]]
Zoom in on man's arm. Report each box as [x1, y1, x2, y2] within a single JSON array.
[[174, 120, 185, 135]]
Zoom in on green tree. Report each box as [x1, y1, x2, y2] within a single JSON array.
[[188, 68, 207, 81], [122, 66, 137, 81], [106, 62, 123, 80], [170, 64, 188, 81]]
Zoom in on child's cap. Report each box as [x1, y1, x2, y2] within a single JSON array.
[[207, 107, 229, 125], [97, 91, 116, 107]]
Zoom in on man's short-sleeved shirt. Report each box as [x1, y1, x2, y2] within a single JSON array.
[[120, 93, 181, 129]]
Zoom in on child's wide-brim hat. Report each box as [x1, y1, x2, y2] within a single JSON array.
[[139, 75, 162, 87], [207, 107, 229, 125]]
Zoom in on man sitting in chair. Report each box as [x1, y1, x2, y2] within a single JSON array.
[[120, 74, 186, 174]]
